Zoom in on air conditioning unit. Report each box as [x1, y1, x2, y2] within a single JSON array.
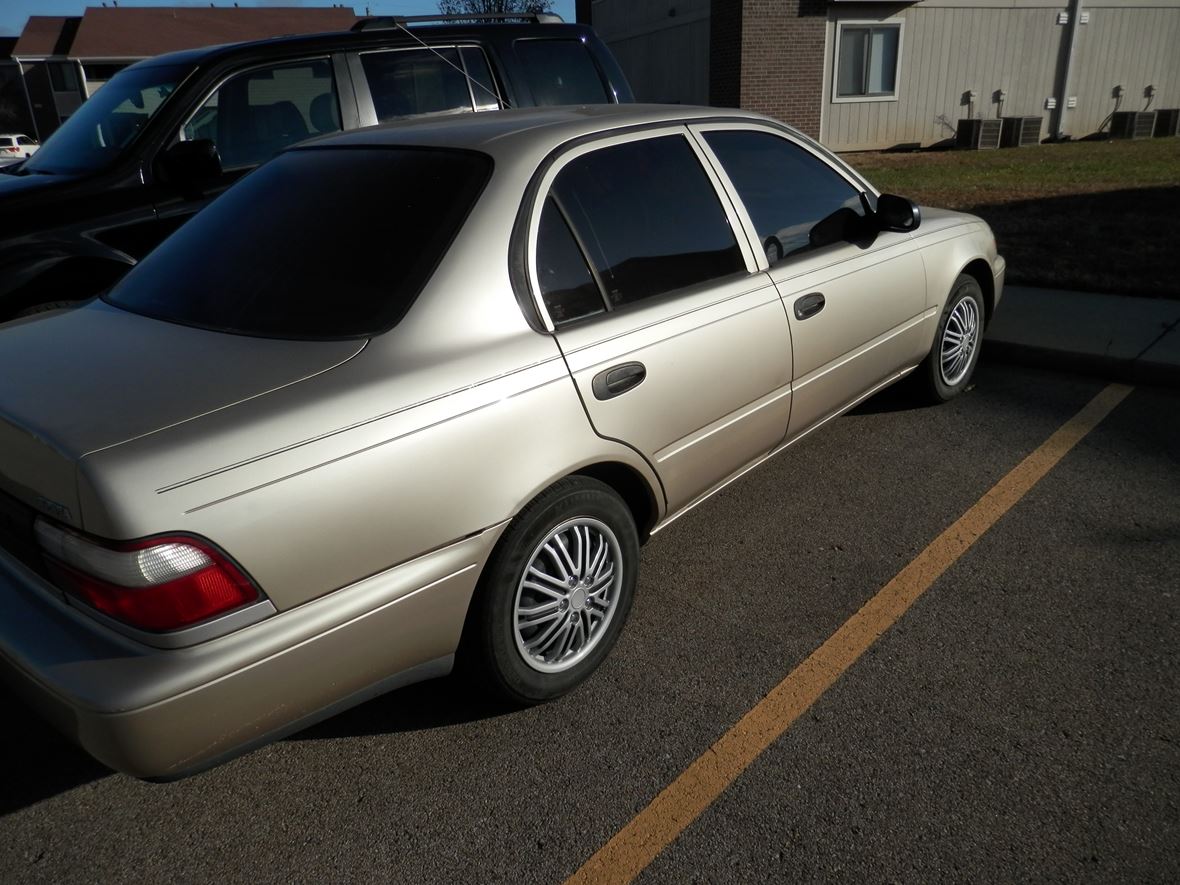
[[1152, 109, 1180, 137], [1000, 116, 1042, 147], [956, 118, 1002, 150], [1110, 111, 1157, 139]]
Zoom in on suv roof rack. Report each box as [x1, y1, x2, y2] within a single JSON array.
[[351, 13, 565, 32]]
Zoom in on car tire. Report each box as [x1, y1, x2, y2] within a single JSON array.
[[463, 476, 639, 705], [919, 274, 985, 403]]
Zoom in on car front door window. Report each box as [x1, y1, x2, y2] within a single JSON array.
[[183, 58, 339, 170], [702, 129, 867, 265]]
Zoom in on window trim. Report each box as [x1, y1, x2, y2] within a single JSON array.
[[831, 19, 904, 104], [525, 126, 761, 332]]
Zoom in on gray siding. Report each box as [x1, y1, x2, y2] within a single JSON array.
[[823, 0, 1180, 150], [1068, 6, 1180, 136]]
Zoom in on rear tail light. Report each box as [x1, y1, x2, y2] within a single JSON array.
[[34, 519, 260, 632]]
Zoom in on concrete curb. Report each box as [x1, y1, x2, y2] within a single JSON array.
[[984, 286, 1180, 389], [984, 340, 1180, 388]]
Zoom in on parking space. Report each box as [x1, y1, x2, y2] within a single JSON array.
[[1, 361, 1176, 884]]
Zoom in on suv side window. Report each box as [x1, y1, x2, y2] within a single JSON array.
[[703, 130, 866, 264], [515, 40, 610, 105], [361, 47, 500, 122], [540, 135, 745, 316], [183, 58, 339, 170]]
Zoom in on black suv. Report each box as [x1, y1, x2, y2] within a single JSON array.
[[0, 15, 632, 319]]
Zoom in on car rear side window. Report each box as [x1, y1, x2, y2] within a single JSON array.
[[361, 47, 495, 121], [703, 130, 865, 263], [105, 147, 491, 339], [515, 39, 610, 105], [536, 197, 605, 325], [545, 135, 744, 311]]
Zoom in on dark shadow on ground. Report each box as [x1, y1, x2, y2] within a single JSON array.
[[290, 673, 513, 741], [848, 375, 933, 415], [965, 186, 1180, 298], [0, 685, 110, 816]]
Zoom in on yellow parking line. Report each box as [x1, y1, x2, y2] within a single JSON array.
[[566, 382, 1134, 885]]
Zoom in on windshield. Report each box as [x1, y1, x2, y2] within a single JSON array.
[[22, 64, 186, 175], [104, 146, 492, 339]]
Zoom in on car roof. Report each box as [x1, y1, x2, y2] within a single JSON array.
[[130, 22, 602, 71], [294, 104, 797, 160]]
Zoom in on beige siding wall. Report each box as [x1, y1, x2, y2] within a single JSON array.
[[823, 0, 1180, 150], [824, 3, 1063, 150], [591, 0, 711, 104], [1068, 6, 1180, 135]]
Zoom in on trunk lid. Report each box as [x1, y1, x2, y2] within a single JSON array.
[[0, 300, 365, 528]]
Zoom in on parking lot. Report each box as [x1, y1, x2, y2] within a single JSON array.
[[1, 359, 1176, 884]]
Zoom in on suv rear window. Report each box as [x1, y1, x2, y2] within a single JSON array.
[[515, 40, 610, 105], [105, 147, 491, 339]]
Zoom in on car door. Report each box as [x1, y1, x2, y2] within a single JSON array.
[[692, 124, 927, 440], [153, 56, 346, 240], [526, 129, 794, 516]]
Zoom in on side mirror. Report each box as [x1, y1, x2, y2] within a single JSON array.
[[875, 193, 921, 232], [156, 139, 221, 199]]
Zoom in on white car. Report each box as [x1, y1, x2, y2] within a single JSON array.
[[0, 133, 39, 166]]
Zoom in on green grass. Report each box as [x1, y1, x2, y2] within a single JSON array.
[[843, 137, 1180, 298]]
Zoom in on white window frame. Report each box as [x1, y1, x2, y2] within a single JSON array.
[[832, 19, 904, 104]]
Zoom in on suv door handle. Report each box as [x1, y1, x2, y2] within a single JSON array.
[[793, 292, 826, 320], [592, 362, 646, 400]]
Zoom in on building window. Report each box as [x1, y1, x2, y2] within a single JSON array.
[[835, 23, 901, 101]]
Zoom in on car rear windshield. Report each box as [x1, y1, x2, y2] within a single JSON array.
[[105, 147, 492, 339]]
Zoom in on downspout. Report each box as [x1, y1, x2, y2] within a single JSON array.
[[1052, 0, 1084, 139]]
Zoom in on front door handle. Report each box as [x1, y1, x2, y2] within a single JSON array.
[[592, 362, 646, 400], [794, 292, 826, 320]]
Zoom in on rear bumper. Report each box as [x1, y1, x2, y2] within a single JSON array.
[[0, 525, 503, 779]]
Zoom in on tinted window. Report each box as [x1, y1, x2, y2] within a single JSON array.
[[184, 59, 338, 169], [536, 197, 604, 325], [23, 64, 183, 175], [105, 148, 491, 339], [837, 25, 900, 97], [460, 47, 500, 112], [704, 130, 865, 263], [515, 40, 610, 105], [552, 135, 744, 308], [361, 48, 478, 122]]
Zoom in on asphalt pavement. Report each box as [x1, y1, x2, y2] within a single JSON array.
[[1, 284, 1177, 882], [1, 348, 1176, 883]]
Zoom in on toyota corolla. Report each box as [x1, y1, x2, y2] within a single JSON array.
[[0, 105, 1003, 779]]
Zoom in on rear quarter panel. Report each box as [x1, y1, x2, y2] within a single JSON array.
[[75, 184, 662, 612]]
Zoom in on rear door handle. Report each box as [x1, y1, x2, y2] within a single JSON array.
[[793, 292, 826, 320], [592, 362, 646, 400]]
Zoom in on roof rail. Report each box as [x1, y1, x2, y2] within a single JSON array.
[[351, 13, 564, 32]]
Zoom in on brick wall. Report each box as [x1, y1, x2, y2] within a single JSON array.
[[710, 0, 826, 138]]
